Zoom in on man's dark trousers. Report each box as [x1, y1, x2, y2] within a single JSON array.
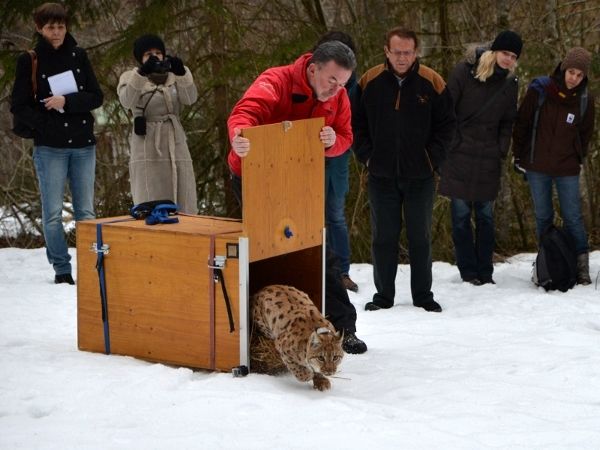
[[368, 173, 435, 307]]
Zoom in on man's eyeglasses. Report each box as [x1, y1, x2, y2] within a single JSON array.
[[387, 49, 415, 58]]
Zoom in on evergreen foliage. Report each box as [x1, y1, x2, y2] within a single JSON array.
[[1, 0, 598, 261]]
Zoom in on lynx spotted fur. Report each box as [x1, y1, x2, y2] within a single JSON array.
[[251, 284, 344, 391]]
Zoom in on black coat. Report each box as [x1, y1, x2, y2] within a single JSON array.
[[439, 58, 517, 201], [352, 60, 456, 179], [10, 32, 103, 148]]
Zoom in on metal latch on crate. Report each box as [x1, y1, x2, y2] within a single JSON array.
[[208, 254, 235, 332], [90, 243, 110, 255], [208, 255, 226, 282], [208, 255, 226, 269]]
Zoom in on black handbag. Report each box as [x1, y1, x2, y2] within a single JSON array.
[[11, 50, 38, 139]]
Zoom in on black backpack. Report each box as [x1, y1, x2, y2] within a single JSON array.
[[532, 224, 577, 292]]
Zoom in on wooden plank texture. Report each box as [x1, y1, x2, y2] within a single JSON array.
[[242, 118, 325, 262], [77, 215, 242, 371]]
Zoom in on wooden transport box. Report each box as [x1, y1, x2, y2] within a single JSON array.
[[77, 215, 245, 371], [77, 117, 327, 372]]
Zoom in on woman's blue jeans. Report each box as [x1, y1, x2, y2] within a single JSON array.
[[33, 145, 96, 275], [526, 171, 588, 255], [450, 198, 495, 282]]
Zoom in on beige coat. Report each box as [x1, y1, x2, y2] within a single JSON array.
[[118, 68, 198, 213]]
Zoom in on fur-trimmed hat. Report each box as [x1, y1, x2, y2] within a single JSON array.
[[490, 30, 523, 58], [133, 34, 165, 64], [560, 47, 591, 77]]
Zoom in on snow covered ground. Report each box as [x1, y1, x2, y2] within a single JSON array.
[[1, 247, 599, 449]]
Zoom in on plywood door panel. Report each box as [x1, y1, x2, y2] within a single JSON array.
[[242, 118, 325, 262]]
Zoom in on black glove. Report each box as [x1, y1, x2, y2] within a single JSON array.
[[168, 56, 186, 76], [513, 158, 527, 180], [139, 55, 159, 76]]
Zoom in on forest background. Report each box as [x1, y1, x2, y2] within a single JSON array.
[[0, 0, 598, 264]]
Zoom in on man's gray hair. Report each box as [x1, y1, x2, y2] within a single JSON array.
[[309, 40, 356, 71]]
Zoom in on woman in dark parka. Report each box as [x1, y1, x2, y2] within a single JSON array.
[[439, 30, 522, 285], [10, 2, 103, 284]]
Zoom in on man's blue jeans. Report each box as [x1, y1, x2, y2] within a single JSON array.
[[527, 171, 589, 255], [33, 145, 96, 275], [450, 199, 495, 282], [325, 151, 351, 275]]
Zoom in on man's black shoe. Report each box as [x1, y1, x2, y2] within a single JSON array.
[[364, 301, 392, 311], [342, 332, 367, 354], [55, 273, 75, 285], [480, 278, 496, 285], [414, 300, 442, 313]]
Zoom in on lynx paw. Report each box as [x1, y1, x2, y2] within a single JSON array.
[[312, 373, 331, 391]]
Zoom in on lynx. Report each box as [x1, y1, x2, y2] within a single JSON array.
[[251, 284, 344, 391]]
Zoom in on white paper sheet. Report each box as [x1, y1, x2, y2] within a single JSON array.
[[47, 70, 78, 113], [48, 70, 78, 96]]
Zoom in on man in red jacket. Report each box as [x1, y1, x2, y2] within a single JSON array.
[[227, 40, 367, 354], [227, 41, 353, 187]]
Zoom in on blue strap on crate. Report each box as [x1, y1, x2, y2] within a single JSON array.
[[95, 223, 111, 354], [93, 203, 180, 355], [93, 217, 136, 354]]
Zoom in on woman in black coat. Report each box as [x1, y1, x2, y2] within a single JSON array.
[[10, 2, 103, 284], [439, 31, 522, 285]]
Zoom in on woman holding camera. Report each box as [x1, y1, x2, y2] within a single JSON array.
[[118, 34, 198, 213]]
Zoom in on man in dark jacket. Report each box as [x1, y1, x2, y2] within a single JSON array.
[[352, 27, 455, 313], [10, 2, 103, 284]]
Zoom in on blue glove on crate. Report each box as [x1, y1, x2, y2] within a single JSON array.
[[130, 200, 179, 225], [145, 204, 179, 225]]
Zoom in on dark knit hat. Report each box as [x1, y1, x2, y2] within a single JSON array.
[[133, 34, 166, 63], [560, 47, 591, 77], [490, 30, 523, 58]]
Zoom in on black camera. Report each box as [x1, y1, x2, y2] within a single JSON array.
[[134, 116, 146, 136], [151, 58, 171, 74]]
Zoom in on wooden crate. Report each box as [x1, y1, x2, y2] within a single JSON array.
[[77, 215, 244, 371], [77, 118, 326, 372]]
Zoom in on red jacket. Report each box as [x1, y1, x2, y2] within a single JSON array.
[[227, 53, 352, 176]]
